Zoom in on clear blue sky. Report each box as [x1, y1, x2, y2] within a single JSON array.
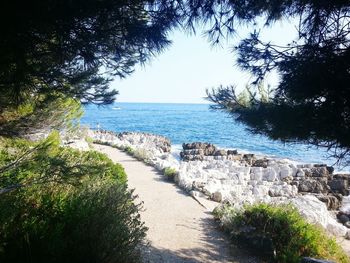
[[112, 19, 297, 104]]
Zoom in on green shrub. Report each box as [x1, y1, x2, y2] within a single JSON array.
[[214, 203, 349, 263], [93, 140, 111, 146], [0, 181, 146, 263], [163, 167, 178, 181], [133, 148, 150, 163], [0, 132, 127, 189], [84, 136, 94, 146], [0, 134, 146, 263], [124, 146, 135, 155]]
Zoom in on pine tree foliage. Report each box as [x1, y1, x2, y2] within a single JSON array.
[[0, 94, 83, 138], [0, 0, 180, 108], [0, 0, 183, 137], [1, 0, 350, 164], [193, 0, 350, 164]]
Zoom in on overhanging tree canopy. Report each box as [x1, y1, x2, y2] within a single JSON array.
[[0, 0, 182, 136], [0, 0, 181, 107], [1, 0, 349, 165], [185, 0, 350, 164]]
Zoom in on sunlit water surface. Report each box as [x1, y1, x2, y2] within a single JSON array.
[[81, 102, 348, 172]]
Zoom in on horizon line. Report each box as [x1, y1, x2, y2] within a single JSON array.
[[114, 101, 211, 105]]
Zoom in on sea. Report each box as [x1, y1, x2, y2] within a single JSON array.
[[81, 102, 348, 171]]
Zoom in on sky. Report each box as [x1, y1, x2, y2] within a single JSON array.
[[112, 19, 298, 104]]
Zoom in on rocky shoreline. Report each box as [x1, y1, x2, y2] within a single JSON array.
[[89, 129, 350, 238]]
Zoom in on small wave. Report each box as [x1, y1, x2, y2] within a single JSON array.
[[112, 107, 121, 110]]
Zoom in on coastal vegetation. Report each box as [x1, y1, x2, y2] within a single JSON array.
[[116, 145, 151, 163], [0, 94, 83, 138], [132, 149, 151, 164], [124, 146, 135, 156], [0, 132, 147, 262], [163, 167, 178, 181], [0, 1, 175, 260], [214, 203, 350, 263]]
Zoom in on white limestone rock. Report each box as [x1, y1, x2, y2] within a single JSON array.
[[90, 130, 350, 238], [252, 185, 269, 197], [282, 195, 348, 237], [279, 165, 292, 179], [340, 195, 350, 215], [263, 167, 278, 182]]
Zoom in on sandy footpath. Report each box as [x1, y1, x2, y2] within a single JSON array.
[[93, 144, 259, 263]]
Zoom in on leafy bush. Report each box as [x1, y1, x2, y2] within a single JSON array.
[[121, 145, 151, 164], [124, 146, 135, 155], [93, 140, 112, 146], [0, 133, 146, 263], [0, 132, 127, 190], [163, 167, 178, 181], [214, 203, 349, 263], [132, 148, 151, 163]]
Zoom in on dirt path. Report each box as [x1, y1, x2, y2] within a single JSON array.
[[93, 144, 259, 263]]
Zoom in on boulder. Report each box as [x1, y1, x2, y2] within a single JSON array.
[[214, 150, 228, 156], [252, 186, 269, 196], [334, 174, 350, 180], [182, 142, 216, 152], [290, 180, 299, 187], [268, 185, 295, 197], [310, 167, 329, 177], [337, 214, 350, 224], [203, 147, 216, 156], [182, 142, 201, 150], [252, 158, 269, 168], [183, 149, 204, 155], [285, 195, 348, 237], [328, 179, 349, 195], [181, 154, 204, 161], [280, 166, 293, 180], [227, 149, 238, 155], [340, 196, 350, 215], [296, 169, 306, 177], [242, 154, 255, 165], [181, 142, 218, 161], [227, 154, 242, 161], [313, 164, 334, 175], [298, 178, 329, 194], [212, 191, 223, 202], [115, 132, 171, 153], [263, 168, 278, 182], [316, 195, 341, 210]]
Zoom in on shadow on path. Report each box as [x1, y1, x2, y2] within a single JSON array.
[[141, 214, 262, 263], [94, 144, 263, 263]]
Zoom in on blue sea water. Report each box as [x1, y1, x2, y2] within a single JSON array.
[[81, 102, 347, 170]]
